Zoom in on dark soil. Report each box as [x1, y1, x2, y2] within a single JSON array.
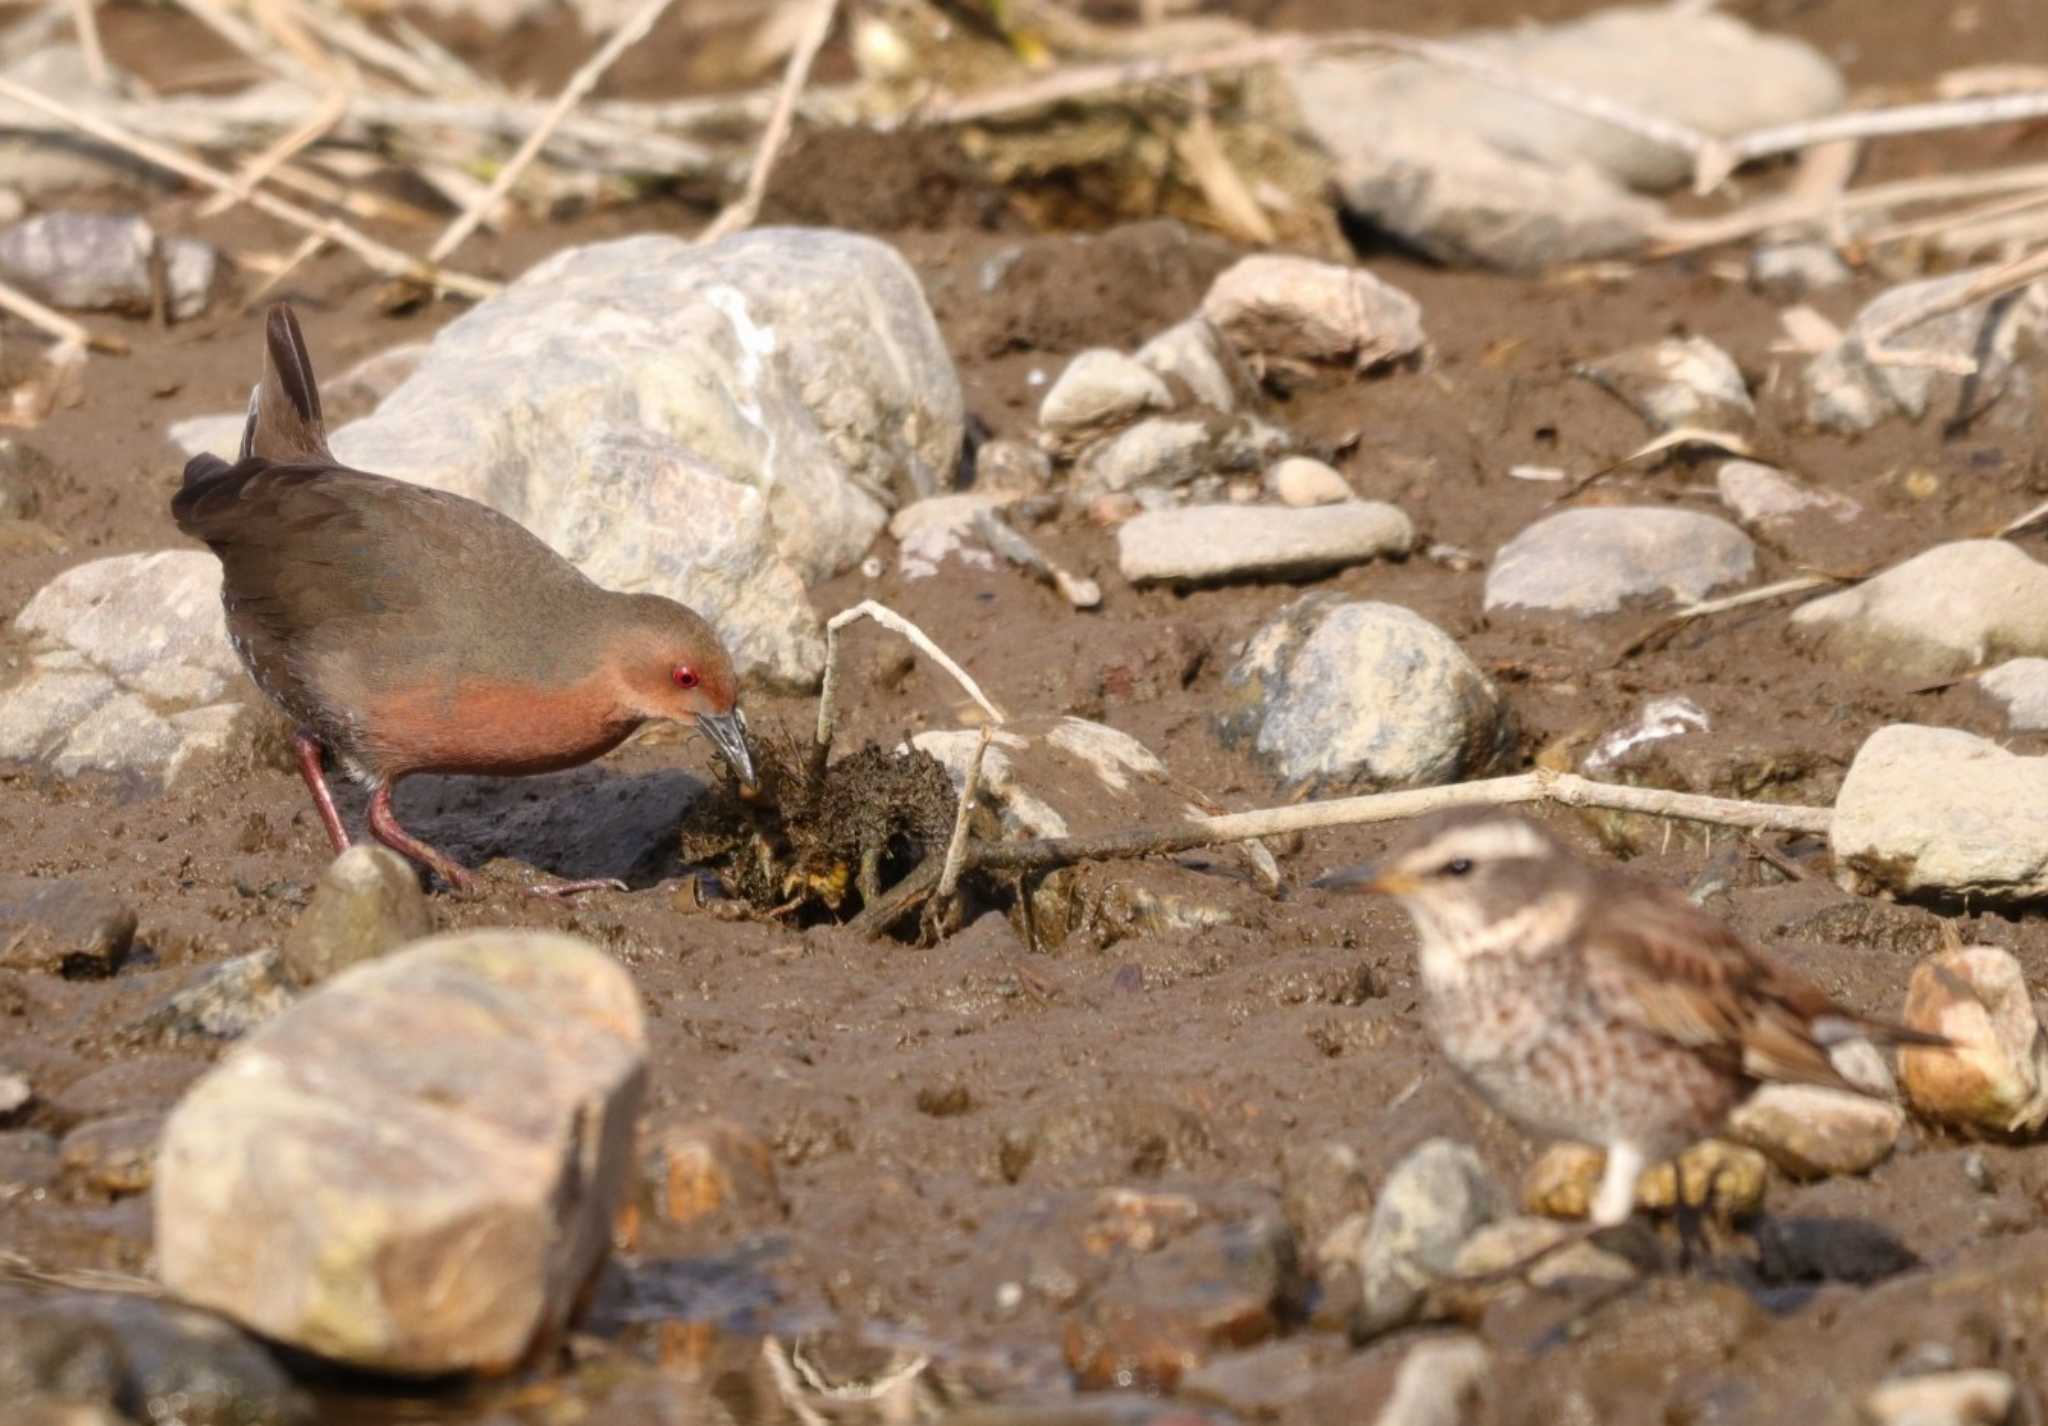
[[6, 0, 2048, 1422]]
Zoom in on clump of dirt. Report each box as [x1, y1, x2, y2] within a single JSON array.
[[677, 729, 962, 921]]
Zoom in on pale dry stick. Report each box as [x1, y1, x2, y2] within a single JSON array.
[[811, 599, 1007, 784], [248, 0, 341, 82], [1652, 161, 2048, 254], [69, 0, 108, 87], [936, 724, 994, 904], [165, 0, 312, 84], [855, 771, 1834, 935], [0, 76, 499, 300], [0, 275, 126, 354], [1863, 244, 2048, 374], [430, 0, 683, 263], [918, 25, 1714, 172], [1617, 574, 1842, 661], [294, 2, 450, 94], [197, 77, 352, 220], [1693, 89, 2048, 195], [695, 0, 839, 246], [1862, 185, 2048, 247], [231, 230, 326, 316]]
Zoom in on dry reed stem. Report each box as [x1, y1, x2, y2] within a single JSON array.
[[1862, 244, 2048, 374], [68, 0, 108, 87], [695, 0, 839, 246], [197, 76, 352, 220], [0, 75, 499, 300], [430, 0, 683, 262], [937, 724, 993, 903], [0, 276, 125, 354], [812, 599, 1006, 780]]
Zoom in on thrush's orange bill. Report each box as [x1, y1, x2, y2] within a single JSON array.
[[172, 303, 754, 896], [1318, 810, 1947, 1230]]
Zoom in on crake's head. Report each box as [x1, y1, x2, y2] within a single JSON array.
[[615, 594, 753, 784]]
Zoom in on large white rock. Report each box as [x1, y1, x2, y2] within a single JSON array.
[[330, 229, 966, 686], [1831, 724, 2048, 902], [1216, 596, 1512, 792], [1356, 1139, 1499, 1336], [1789, 541, 2048, 681], [0, 552, 246, 786], [1289, 7, 1843, 270], [1725, 1084, 1901, 1180], [155, 930, 647, 1375], [1806, 268, 2048, 433], [1118, 502, 1413, 584], [1484, 507, 1754, 615], [1978, 658, 2048, 731]]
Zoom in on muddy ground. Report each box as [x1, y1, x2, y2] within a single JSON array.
[[6, 0, 2048, 1422]]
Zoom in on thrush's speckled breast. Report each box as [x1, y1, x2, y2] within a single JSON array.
[[1318, 809, 1945, 1228]]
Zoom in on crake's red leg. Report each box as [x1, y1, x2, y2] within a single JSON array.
[[293, 730, 352, 854]]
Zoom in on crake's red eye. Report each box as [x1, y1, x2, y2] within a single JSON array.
[[672, 665, 700, 690]]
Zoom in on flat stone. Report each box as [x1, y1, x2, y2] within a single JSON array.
[[134, 948, 297, 1044], [1978, 658, 2048, 731], [1373, 1335, 1492, 1426], [0, 1286, 309, 1426], [0, 877, 136, 977], [59, 1111, 162, 1196], [1118, 501, 1412, 585], [1715, 459, 1860, 528], [1075, 416, 1216, 495], [282, 846, 433, 988], [1725, 1084, 1902, 1179], [1038, 348, 1173, 445], [1356, 1139, 1499, 1337], [1807, 267, 2048, 433], [1201, 255, 1425, 372], [1451, 1215, 1637, 1288], [1135, 317, 1257, 413], [1289, 8, 1840, 271], [1832, 724, 2048, 903], [1789, 541, 2048, 681], [154, 930, 647, 1375], [1577, 336, 1754, 434], [1484, 507, 1755, 615], [1899, 944, 2048, 1136], [1215, 595, 1511, 792], [1750, 241, 1852, 299], [1266, 455, 1352, 506], [0, 212, 216, 319]]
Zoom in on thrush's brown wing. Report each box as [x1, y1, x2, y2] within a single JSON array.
[[1578, 879, 1863, 1090]]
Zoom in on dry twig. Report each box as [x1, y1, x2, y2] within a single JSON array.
[[0, 75, 499, 301], [812, 600, 1007, 783], [1863, 245, 2048, 374], [855, 770, 1835, 936], [69, 0, 108, 87], [431, 0, 683, 262], [937, 725, 993, 903], [0, 276, 126, 354], [1616, 574, 1842, 661], [197, 76, 353, 220], [695, 0, 839, 246]]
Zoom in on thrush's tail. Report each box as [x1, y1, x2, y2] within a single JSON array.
[[240, 302, 330, 465]]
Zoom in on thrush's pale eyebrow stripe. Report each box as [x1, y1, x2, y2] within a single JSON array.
[[1410, 819, 1552, 866]]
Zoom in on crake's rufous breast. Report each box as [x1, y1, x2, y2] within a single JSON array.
[[171, 303, 754, 896]]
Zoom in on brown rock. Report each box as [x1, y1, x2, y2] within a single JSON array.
[[0, 878, 135, 978], [1900, 945, 2048, 1135], [1725, 1084, 1901, 1179], [58, 1111, 162, 1196]]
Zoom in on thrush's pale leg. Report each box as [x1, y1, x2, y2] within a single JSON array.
[[1591, 1142, 1646, 1228], [293, 731, 352, 854]]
